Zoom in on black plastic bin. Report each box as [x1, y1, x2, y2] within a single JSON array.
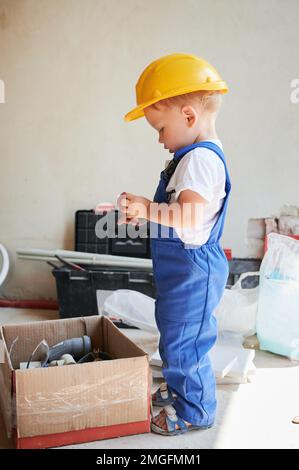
[[52, 264, 155, 319]]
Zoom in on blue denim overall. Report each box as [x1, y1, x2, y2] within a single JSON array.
[[150, 141, 231, 426]]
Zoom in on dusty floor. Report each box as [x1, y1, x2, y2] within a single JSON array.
[[0, 307, 298, 449]]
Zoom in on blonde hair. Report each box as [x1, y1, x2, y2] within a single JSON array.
[[151, 90, 222, 115]]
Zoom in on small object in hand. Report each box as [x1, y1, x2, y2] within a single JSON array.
[[292, 415, 299, 424]]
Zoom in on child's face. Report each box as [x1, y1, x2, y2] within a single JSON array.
[[144, 103, 197, 154]]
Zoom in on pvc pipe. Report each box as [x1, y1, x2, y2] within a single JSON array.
[[18, 255, 152, 269], [0, 243, 9, 287], [18, 255, 153, 270], [16, 248, 151, 265], [16, 249, 151, 265]]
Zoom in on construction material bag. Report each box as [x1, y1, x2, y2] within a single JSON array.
[[256, 233, 299, 360], [214, 272, 259, 337]]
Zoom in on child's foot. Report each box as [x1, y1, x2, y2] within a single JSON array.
[[151, 406, 213, 436], [152, 408, 191, 430]]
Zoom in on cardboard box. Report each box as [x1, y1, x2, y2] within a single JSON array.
[[0, 315, 151, 449]]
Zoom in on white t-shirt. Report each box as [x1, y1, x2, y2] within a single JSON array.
[[166, 139, 226, 246]]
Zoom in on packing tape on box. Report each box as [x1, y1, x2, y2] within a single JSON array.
[[13, 368, 149, 436]]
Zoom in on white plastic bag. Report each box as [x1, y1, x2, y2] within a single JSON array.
[[256, 233, 299, 360], [102, 289, 157, 333], [214, 272, 259, 337]]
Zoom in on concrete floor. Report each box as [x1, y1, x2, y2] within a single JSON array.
[[0, 307, 298, 449]]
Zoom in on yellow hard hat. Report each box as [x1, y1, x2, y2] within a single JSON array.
[[124, 53, 228, 122]]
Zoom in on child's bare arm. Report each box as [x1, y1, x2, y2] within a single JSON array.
[[149, 190, 206, 229]]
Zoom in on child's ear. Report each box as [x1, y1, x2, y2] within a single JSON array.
[[182, 105, 197, 127]]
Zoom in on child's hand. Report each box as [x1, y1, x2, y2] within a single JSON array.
[[117, 192, 151, 225]]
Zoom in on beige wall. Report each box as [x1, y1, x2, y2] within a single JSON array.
[[0, 0, 299, 299]]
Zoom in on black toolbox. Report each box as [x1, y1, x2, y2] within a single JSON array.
[[52, 264, 155, 319], [75, 209, 151, 258]]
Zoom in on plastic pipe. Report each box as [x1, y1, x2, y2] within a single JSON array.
[[17, 248, 151, 265], [18, 254, 153, 270]]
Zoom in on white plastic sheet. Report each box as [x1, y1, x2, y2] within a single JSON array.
[[102, 274, 259, 338], [102, 289, 157, 334], [214, 272, 259, 337]]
